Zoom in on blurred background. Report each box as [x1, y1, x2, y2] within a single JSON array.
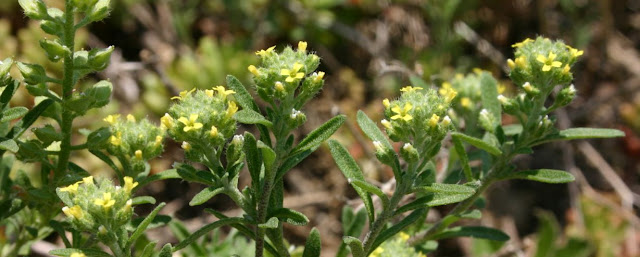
[[1, 0, 639, 256]]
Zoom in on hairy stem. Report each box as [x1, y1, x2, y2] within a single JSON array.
[[361, 179, 410, 254], [55, 0, 76, 180]]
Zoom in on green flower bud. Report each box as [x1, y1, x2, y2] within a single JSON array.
[[522, 82, 540, 96], [88, 46, 114, 71], [373, 141, 395, 165], [497, 95, 517, 115], [17, 62, 49, 85], [39, 20, 62, 37], [226, 135, 244, 165], [86, 0, 111, 22], [400, 143, 419, 163], [288, 109, 306, 128], [0, 58, 13, 81], [71, 0, 98, 12], [478, 109, 496, 133], [554, 84, 576, 108], [18, 0, 49, 20], [103, 114, 165, 175], [39, 39, 69, 62]]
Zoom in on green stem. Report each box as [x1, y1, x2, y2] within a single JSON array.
[[361, 179, 411, 254], [54, 1, 76, 181]]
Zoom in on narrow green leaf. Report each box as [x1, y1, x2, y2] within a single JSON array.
[[130, 215, 171, 231], [159, 243, 173, 257], [276, 149, 311, 181], [126, 202, 166, 249], [131, 196, 156, 205], [189, 186, 224, 206], [349, 179, 389, 209], [328, 139, 375, 223], [343, 236, 365, 257], [534, 128, 625, 146], [441, 209, 483, 228], [140, 242, 157, 257], [291, 115, 345, 155], [356, 110, 392, 150], [502, 124, 523, 135], [227, 75, 259, 111], [336, 208, 368, 257], [258, 140, 276, 173], [49, 220, 71, 248], [138, 169, 179, 187], [370, 208, 427, 253], [49, 248, 112, 257], [0, 80, 19, 108], [1, 107, 28, 123], [89, 150, 123, 178], [479, 72, 501, 125], [452, 136, 473, 181], [415, 183, 476, 206], [233, 109, 272, 127], [0, 139, 18, 152], [174, 163, 214, 185], [452, 132, 502, 156], [8, 99, 53, 138], [498, 169, 575, 184], [302, 227, 322, 257], [269, 208, 309, 226], [432, 226, 509, 241], [258, 216, 279, 229], [243, 132, 262, 189]]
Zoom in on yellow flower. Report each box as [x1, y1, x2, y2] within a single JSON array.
[[567, 46, 584, 58], [391, 103, 413, 121], [205, 89, 214, 97], [381, 119, 392, 129], [439, 82, 452, 96], [126, 114, 136, 122], [511, 38, 533, 48], [70, 252, 86, 257], [428, 114, 440, 128], [515, 56, 527, 68], [209, 125, 218, 138], [274, 82, 285, 92], [154, 135, 163, 147], [255, 46, 276, 57], [536, 52, 562, 72], [124, 176, 138, 193], [442, 116, 452, 126], [181, 141, 192, 151], [248, 65, 260, 76], [313, 71, 325, 83], [562, 64, 570, 74], [60, 181, 82, 193], [161, 113, 174, 130], [62, 205, 83, 219], [298, 41, 307, 52], [82, 176, 94, 185], [178, 114, 203, 132], [382, 98, 390, 108], [400, 86, 423, 93], [134, 150, 143, 160], [370, 247, 384, 257], [94, 192, 115, 210], [226, 101, 238, 118], [109, 132, 122, 146], [442, 87, 458, 103], [171, 88, 196, 100], [213, 86, 235, 98], [460, 97, 472, 109], [507, 59, 516, 69], [399, 232, 410, 241], [103, 114, 119, 125], [281, 62, 305, 83]]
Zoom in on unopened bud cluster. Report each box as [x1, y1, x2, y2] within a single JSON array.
[[507, 37, 582, 94], [56, 176, 137, 240], [248, 41, 324, 108], [103, 114, 164, 174], [380, 86, 452, 162], [164, 86, 238, 161]]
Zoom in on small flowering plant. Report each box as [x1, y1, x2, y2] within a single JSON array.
[[328, 37, 624, 257]]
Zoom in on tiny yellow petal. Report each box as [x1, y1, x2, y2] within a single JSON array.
[[103, 114, 120, 125], [82, 176, 93, 185], [248, 65, 259, 76], [298, 41, 307, 51], [134, 150, 143, 160], [126, 114, 136, 122]]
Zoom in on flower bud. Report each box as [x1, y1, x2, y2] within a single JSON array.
[[478, 109, 496, 132], [39, 39, 69, 63], [522, 82, 539, 95], [19, 0, 49, 20], [288, 109, 306, 128], [373, 141, 394, 165], [86, 0, 110, 22], [554, 84, 576, 108], [400, 143, 419, 163], [0, 58, 13, 82], [88, 46, 114, 71], [17, 62, 48, 85], [226, 135, 245, 165]]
